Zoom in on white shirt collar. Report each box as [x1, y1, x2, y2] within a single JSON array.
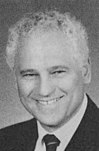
[[36, 94, 88, 151]]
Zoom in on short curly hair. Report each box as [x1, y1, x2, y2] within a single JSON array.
[[5, 10, 89, 70]]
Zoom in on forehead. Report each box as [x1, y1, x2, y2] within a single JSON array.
[[17, 30, 78, 70]]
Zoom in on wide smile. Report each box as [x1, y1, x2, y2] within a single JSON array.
[[35, 95, 64, 105]]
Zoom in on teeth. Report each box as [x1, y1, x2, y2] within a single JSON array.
[[39, 99, 57, 105], [35, 96, 63, 105]]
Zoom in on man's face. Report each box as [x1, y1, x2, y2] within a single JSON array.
[[15, 31, 90, 132]]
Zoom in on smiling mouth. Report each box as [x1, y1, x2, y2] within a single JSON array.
[[35, 96, 64, 105]]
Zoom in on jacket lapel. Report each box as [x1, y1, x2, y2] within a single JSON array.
[[25, 118, 38, 151], [14, 118, 38, 151], [64, 95, 99, 151]]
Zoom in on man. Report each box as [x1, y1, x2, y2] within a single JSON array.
[[0, 10, 99, 151]]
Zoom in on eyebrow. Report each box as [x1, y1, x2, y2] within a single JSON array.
[[48, 65, 69, 71], [20, 65, 69, 75]]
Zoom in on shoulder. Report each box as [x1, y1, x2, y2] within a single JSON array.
[[86, 94, 99, 122], [83, 95, 99, 146], [0, 118, 38, 150], [0, 118, 37, 134]]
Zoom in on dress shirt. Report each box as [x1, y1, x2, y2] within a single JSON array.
[[35, 94, 88, 151]]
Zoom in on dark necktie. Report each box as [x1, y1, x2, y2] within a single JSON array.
[[42, 134, 60, 151]]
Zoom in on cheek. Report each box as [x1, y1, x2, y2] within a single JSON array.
[[17, 79, 36, 96], [57, 74, 79, 92]]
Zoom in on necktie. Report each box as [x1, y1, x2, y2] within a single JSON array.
[[43, 134, 60, 151]]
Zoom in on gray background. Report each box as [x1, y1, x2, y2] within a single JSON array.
[[0, 0, 99, 129]]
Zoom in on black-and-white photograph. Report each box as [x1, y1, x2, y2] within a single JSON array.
[[0, 0, 99, 150]]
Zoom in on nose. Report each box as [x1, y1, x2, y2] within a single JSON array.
[[39, 75, 54, 97]]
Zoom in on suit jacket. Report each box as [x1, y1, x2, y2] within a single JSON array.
[[0, 95, 99, 151]]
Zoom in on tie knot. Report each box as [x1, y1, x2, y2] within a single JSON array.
[[43, 134, 60, 151]]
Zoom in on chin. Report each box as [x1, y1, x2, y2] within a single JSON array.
[[38, 116, 66, 131]]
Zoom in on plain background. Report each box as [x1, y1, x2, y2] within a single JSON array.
[[0, 0, 99, 129]]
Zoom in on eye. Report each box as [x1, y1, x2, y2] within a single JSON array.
[[23, 73, 38, 77], [52, 70, 65, 74], [50, 70, 66, 77], [22, 73, 39, 79]]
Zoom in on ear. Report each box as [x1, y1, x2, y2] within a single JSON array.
[[82, 58, 91, 84]]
